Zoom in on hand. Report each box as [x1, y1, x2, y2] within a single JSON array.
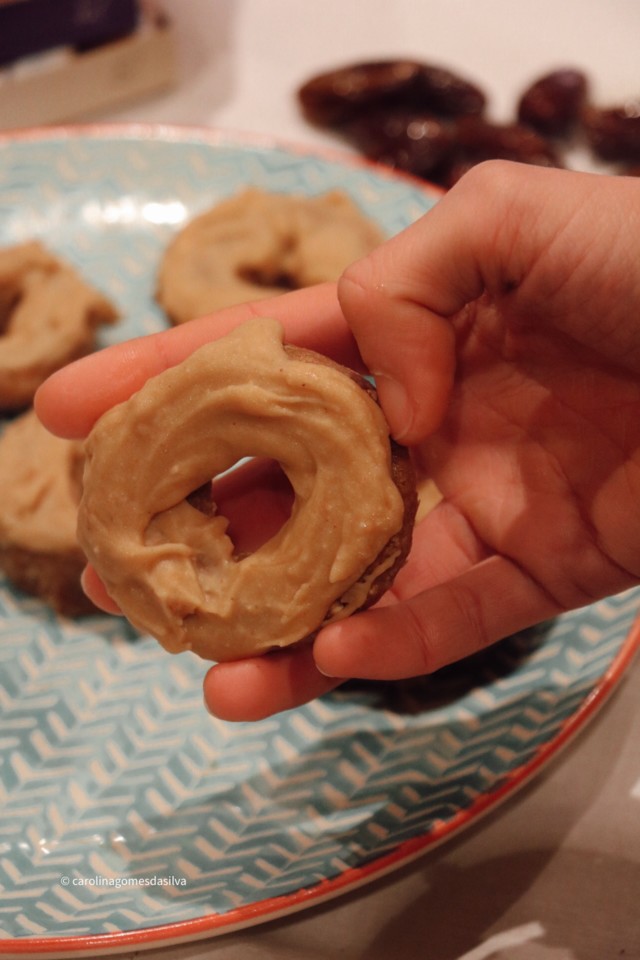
[[36, 162, 640, 721], [314, 160, 640, 695]]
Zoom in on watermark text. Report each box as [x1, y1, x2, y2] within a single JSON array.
[[60, 874, 187, 889]]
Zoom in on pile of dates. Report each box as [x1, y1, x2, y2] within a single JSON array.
[[298, 60, 640, 187]]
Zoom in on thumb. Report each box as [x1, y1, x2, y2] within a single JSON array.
[[336, 168, 491, 444], [337, 160, 544, 444], [337, 255, 457, 444]]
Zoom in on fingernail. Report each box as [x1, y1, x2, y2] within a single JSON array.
[[314, 624, 350, 679], [315, 661, 339, 679], [374, 374, 413, 442]]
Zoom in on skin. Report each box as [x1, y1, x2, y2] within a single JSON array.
[[35, 161, 640, 721]]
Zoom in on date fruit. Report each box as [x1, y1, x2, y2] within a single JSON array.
[[432, 118, 561, 187], [298, 60, 424, 126], [417, 64, 486, 117], [517, 69, 588, 136], [454, 118, 561, 164], [344, 110, 454, 177], [582, 103, 640, 163], [298, 60, 486, 128]]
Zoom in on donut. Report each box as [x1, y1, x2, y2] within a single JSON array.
[[155, 188, 384, 325], [0, 409, 96, 616], [77, 317, 417, 662], [0, 240, 118, 410]]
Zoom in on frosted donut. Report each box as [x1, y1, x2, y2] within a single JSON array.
[[0, 241, 118, 410], [155, 188, 384, 325], [77, 317, 417, 662], [0, 409, 96, 616]]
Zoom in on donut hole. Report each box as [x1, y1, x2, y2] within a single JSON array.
[[236, 236, 300, 291], [236, 264, 299, 292], [68, 448, 86, 505], [188, 457, 295, 557], [0, 283, 20, 335]]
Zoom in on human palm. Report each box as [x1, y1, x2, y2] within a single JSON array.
[[389, 292, 640, 672]]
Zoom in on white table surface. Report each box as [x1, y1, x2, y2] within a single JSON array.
[[16, 1, 640, 957]]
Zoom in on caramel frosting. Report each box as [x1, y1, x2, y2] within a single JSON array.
[[156, 188, 384, 324], [0, 409, 83, 553], [0, 240, 118, 410], [78, 318, 406, 662], [0, 408, 95, 616]]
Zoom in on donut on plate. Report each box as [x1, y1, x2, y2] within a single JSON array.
[[0, 240, 118, 410], [155, 188, 384, 324], [77, 317, 417, 662], [0, 409, 96, 616]]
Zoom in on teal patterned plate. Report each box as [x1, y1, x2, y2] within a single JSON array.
[[0, 127, 638, 958]]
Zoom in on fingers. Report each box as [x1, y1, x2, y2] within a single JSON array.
[[35, 282, 357, 439], [337, 246, 457, 445], [81, 565, 122, 615], [204, 536, 562, 721], [203, 645, 341, 721], [313, 554, 562, 681]]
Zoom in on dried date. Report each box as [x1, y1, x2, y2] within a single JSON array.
[[517, 68, 588, 137], [298, 60, 424, 127], [582, 103, 640, 163], [430, 118, 561, 187], [416, 64, 486, 118], [296, 59, 640, 188], [298, 59, 487, 129], [454, 118, 561, 164], [344, 110, 454, 177]]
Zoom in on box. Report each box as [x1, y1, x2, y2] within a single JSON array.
[[0, 9, 176, 128], [0, 0, 140, 67]]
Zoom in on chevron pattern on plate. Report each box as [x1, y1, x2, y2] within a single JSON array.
[[0, 130, 638, 943], [0, 585, 637, 938]]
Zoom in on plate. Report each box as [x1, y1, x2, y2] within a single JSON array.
[[0, 126, 638, 958]]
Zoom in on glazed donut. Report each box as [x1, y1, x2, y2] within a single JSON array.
[[155, 188, 384, 325], [0, 409, 96, 616], [77, 317, 417, 662], [0, 240, 118, 410]]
